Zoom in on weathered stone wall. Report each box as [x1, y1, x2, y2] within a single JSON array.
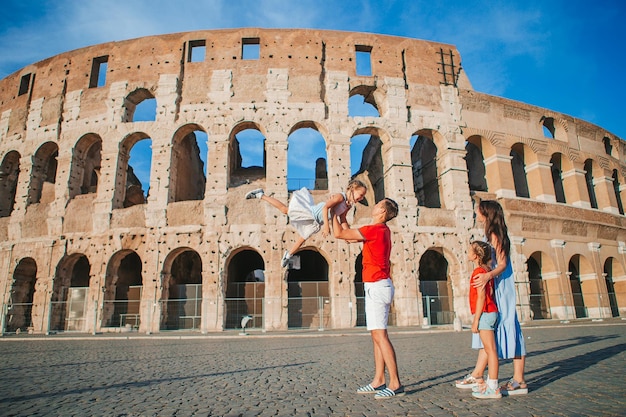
[[0, 28, 624, 334]]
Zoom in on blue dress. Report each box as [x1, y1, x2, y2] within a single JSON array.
[[493, 257, 527, 359]]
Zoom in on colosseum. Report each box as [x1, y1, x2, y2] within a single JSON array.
[[0, 28, 624, 335]]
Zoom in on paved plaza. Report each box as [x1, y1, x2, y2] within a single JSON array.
[[0, 320, 625, 417]]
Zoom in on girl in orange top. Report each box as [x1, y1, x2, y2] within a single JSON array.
[[465, 240, 501, 399]]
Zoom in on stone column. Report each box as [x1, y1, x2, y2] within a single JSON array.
[[7, 155, 33, 240], [585, 242, 612, 318], [525, 154, 556, 203], [483, 147, 516, 198], [561, 161, 591, 209], [549, 239, 575, 319], [593, 169, 620, 214]]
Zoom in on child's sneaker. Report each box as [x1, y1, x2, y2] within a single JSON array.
[[281, 251, 291, 268], [245, 189, 264, 199], [472, 385, 502, 399], [455, 374, 482, 389]]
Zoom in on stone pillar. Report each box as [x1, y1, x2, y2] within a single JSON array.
[[593, 169, 620, 214], [47, 152, 72, 236], [561, 161, 591, 209], [204, 132, 228, 227], [585, 242, 612, 318], [525, 154, 556, 203], [511, 236, 532, 322], [7, 155, 33, 240], [92, 141, 123, 232], [549, 239, 576, 319], [615, 242, 626, 317], [145, 130, 170, 229], [483, 147, 516, 199]]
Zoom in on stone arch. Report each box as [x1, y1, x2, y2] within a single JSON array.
[[511, 142, 530, 198], [410, 129, 441, 208], [123, 87, 156, 122], [603, 256, 625, 317], [103, 250, 143, 328], [28, 141, 58, 206], [7, 257, 37, 333], [550, 153, 566, 203], [228, 122, 267, 188], [418, 248, 454, 325], [568, 254, 595, 318], [348, 85, 380, 117], [287, 122, 328, 191], [169, 124, 207, 202], [224, 247, 265, 330], [69, 133, 102, 199], [114, 132, 152, 209], [160, 248, 203, 330], [0, 150, 21, 217], [611, 169, 624, 215], [541, 116, 566, 140], [286, 248, 330, 329], [527, 251, 558, 319], [50, 253, 91, 332], [351, 126, 392, 204], [465, 135, 488, 193], [584, 158, 600, 209]]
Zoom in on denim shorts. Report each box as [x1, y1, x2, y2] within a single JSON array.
[[477, 312, 498, 331], [364, 278, 394, 330]]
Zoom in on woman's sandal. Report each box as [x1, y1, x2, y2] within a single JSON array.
[[501, 378, 528, 396]]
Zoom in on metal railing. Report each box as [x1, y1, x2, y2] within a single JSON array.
[[0, 290, 620, 334]]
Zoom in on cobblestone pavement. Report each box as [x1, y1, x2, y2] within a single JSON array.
[[0, 321, 625, 417]]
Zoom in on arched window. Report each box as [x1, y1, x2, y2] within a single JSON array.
[[123, 88, 156, 122], [287, 126, 327, 191], [28, 142, 58, 205], [0, 151, 21, 217], [550, 153, 566, 203], [584, 159, 597, 209], [510, 144, 530, 198], [349, 86, 379, 117], [170, 126, 207, 202], [411, 132, 441, 208], [612, 169, 624, 215], [351, 132, 384, 203], [69, 134, 102, 199], [465, 137, 487, 192], [542, 117, 555, 139], [229, 127, 266, 187]]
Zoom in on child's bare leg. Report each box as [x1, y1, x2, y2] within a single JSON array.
[[288, 237, 306, 256], [260, 195, 288, 215], [480, 330, 499, 382]]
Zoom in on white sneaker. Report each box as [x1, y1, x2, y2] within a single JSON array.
[[245, 189, 264, 199], [281, 251, 291, 268]]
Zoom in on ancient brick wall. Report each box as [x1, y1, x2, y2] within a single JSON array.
[[0, 29, 624, 334]]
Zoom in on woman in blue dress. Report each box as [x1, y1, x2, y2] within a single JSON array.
[[456, 199, 528, 396]]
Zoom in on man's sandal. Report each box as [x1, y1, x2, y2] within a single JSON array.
[[356, 383, 386, 394], [374, 386, 405, 399]]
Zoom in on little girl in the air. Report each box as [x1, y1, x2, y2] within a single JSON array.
[[457, 240, 501, 399], [245, 179, 368, 267]]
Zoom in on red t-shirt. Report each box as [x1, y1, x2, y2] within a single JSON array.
[[469, 266, 498, 314], [359, 223, 391, 283]]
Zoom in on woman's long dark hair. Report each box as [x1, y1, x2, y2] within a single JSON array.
[[479, 200, 510, 258]]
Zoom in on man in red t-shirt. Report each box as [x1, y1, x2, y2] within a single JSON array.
[[332, 198, 404, 399]]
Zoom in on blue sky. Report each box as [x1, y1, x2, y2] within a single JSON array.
[[1, 0, 624, 190]]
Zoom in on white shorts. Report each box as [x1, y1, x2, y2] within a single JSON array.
[[364, 278, 394, 330]]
